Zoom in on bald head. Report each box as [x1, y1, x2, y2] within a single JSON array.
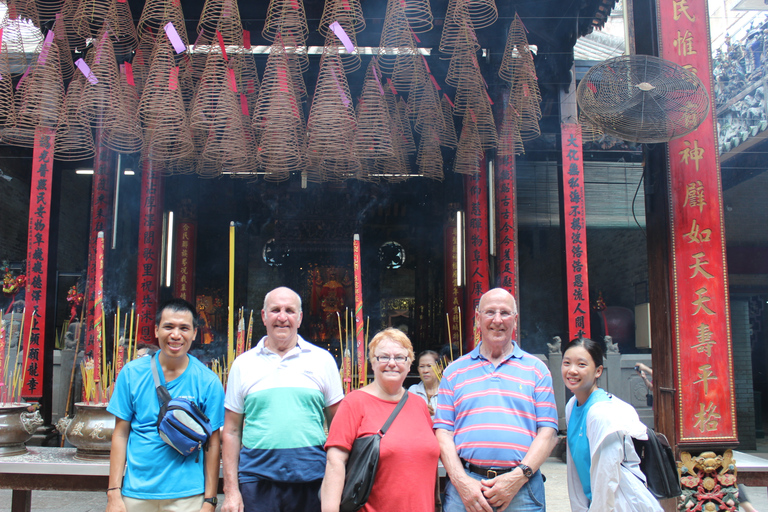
[[263, 287, 302, 313], [478, 288, 517, 316]]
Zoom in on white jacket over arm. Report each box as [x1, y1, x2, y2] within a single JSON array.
[[565, 394, 664, 512]]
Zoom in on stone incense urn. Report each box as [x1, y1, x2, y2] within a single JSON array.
[[0, 403, 44, 456], [57, 402, 114, 460]]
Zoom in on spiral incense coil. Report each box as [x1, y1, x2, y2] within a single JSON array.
[[321, 25, 361, 74], [55, 76, 96, 161], [73, 0, 119, 40], [1, 5, 44, 75], [463, 91, 497, 149], [36, 0, 65, 21], [509, 77, 541, 141], [112, 0, 140, 58], [3, 41, 64, 148], [319, 0, 365, 37], [404, 0, 433, 34], [438, 0, 479, 57], [59, 0, 86, 52], [48, 17, 76, 82], [315, 153, 360, 182], [197, 0, 245, 47], [306, 52, 356, 161], [354, 60, 394, 159], [445, 44, 483, 89], [499, 13, 530, 84], [202, 119, 255, 174], [416, 125, 444, 180], [0, 43, 15, 126], [103, 70, 144, 153], [439, 95, 458, 149], [408, 57, 442, 136], [231, 53, 260, 116], [453, 116, 483, 175], [189, 52, 229, 130], [77, 32, 120, 128], [378, 0, 418, 86], [4, 0, 40, 29], [497, 105, 524, 156], [138, 38, 194, 161], [262, 0, 309, 45], [463, 0, 497, 30], [137, 0, 189, 48]]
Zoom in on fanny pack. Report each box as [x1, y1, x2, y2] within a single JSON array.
[[150, 354, 212, 462]]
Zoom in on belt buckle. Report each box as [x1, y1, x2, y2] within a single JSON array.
[[487, 469, 497, 479]]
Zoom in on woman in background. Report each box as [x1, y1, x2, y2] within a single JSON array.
[[563, 337, 662, 512], [408, 350, 440, 417]]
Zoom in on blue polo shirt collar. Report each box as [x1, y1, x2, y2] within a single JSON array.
[[471, 341, 523, 362]]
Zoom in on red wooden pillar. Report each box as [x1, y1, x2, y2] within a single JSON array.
[[464, 159, 490, 351], [135, 160, 164, 345]]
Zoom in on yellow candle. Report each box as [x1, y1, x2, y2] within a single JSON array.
[[228, 221, 235, 366]]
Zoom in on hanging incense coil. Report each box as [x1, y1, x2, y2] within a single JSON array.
[[2, 41, 64, 148], [56, 77, 96, 161], [103, 66, 144, 153], [190, 52, 230, 130], [354, 60, 393, 159], [497, 104, 524, 156], [73, 0, 119, 40], [499, 13, 530, 84], [439, 94, 458, 149], [52, 16, 76, 82], [509, 75, 541, 141], [232, 53, 260, 116], [1, 6, 44, 75], [378, 0, 419, 89], [453, 116, 483, 175], [4, 0, 40, 28], [138, 37, 194, 161], [307, 52, 357, 167], [319, 0, 365, 39], [59, 0, 87, 51], [439, 0, 479, 56], [408, 57, 443, 137], [112, 0, 140, 59], [262, 0, 309, 46], [0, 43, 15, 126], [36, 0, 65, 21], [197, 0, 245, 47], [77, 31, 121, 128], [416, 125, 444, 180], [461, 92, 497, 149], [387, 92, 416, 155], [463, 0, 497, 30], [321, 23, 361, 74], [404, 0, 433, 34], [252, 42, 306, 180], [137, 0, 189, 47], [445, 44, 483, 89]]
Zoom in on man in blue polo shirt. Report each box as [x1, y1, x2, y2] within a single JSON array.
[[434, 288, 558, 512]]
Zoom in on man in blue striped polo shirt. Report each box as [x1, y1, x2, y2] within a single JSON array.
[[435, 288, 558, 512]]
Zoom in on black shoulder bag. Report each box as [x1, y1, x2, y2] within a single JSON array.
[[339, 392, 409, 512]]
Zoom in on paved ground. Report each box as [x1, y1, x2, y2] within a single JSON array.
[[2, 456, 767, 512]]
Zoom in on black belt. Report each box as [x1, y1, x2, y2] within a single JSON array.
[[461, 459, 516, 479]]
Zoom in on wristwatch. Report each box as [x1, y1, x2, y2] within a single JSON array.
[[517, 464, 533, 478], [203, 497, 218, 507]]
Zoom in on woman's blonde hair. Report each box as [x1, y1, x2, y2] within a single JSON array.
[[368, 327, 415, 362]]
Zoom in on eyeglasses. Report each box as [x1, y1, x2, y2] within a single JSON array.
[[480, 309, 515, 319], [374, 355, 409, 364]]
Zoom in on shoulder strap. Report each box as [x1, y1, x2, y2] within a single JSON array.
[[150, 353, 172, 406], [379, 392, 409, 435]]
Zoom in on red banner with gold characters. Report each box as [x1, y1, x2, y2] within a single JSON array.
[[353, 234, 365, 386], [85, 138, 113, 361], [561, 124, 591, 341], [496, 154, 518, 299], [444, 224, 463, 352], [173, 222, 197, 303], [22, 127, 55, 398], [135, 161, 164, 344], [465, 161, 489, 351], [658, 0, 736, 444]]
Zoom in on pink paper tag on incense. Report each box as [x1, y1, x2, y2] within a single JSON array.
[[485, 89, 494, 105], [411, 28, 421, 44], [125, 62, 135, 86], [421, 54, 430, 73], [243, 30, 251, 49], [290, 0, 299, 9], [443, 93, 455, 108], [217, 31, 228, 61], [168, 66, 179, 90], [75, 58, 99, 84], [342, 0, 350, 10], [240, 94, 249, 116], [247, 79, 255, 94], [38, 30, 54, 65], [329, 21, 354, 54], [164, 22, 186, 54], [95, 30, 108, 64], [227, 69, 237, 92]]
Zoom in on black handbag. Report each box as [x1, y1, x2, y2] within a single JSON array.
[[339, 392, 409, 512]]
